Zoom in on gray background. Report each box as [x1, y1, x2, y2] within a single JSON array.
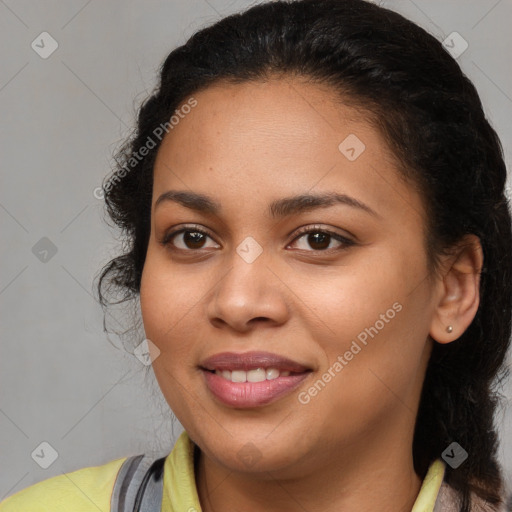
[[1, 0, 511, 501]]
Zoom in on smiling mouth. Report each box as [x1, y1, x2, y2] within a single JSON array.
[[204, 367, 304, 382], [199, 350, 313, 407], [201, 368, 312, 408]]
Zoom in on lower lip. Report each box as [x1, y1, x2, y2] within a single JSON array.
[[202, 370, 310, 408]]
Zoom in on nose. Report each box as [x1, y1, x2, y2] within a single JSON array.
[[206, 247, 290, 333]]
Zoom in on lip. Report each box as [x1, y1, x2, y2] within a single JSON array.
[[200, 350, 311, 372], [202, 370, 311, 408], [200, 351, 312, 408]]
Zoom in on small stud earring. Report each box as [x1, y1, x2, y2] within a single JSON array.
[[446, 325, 453, 333]]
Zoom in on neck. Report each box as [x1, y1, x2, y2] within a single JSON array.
[[194, 427, 424, 512]]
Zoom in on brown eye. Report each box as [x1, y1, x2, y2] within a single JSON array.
[[180, 231, 208, 249], [160, 227, 219, 251], [304, 232, 331, 250], [159, 224, 355, 254], [289, 226, 355, 252]]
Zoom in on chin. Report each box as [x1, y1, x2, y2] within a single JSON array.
[[196, 432, 311, 477]]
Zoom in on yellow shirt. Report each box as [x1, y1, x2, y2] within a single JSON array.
[[0, 431, 445, 511]]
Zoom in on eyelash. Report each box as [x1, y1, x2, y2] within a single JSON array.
[[158, 224, 355, 254]]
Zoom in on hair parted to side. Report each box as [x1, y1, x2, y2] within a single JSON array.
[[94, 1, 512, 510]]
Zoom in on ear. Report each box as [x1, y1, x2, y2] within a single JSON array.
[[429, 234, 483, 344]]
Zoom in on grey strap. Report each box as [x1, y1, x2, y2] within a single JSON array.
[[111, 453, 166, 512]]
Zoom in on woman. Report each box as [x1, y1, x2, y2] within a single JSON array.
[[1, 0, 511, 511]]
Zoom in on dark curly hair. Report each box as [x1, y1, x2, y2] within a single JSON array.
[[95, 0, 512, 510]]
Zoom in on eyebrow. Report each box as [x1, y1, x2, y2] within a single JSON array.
[[155, 190, 380, 219]]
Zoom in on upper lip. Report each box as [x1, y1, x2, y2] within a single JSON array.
[[200, 351, 311, 373]]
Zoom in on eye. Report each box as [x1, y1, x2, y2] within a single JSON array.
[[288, 225, 355, 252], [159, 224, 355, 253], [159, 225, 219, 251]]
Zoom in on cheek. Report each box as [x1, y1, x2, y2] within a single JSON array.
[[295, 260, 428, 420], [139, 257, 199, 414], [291, 257, 404, 346], [139, 250, 215, 392], [139, 266, 168, 342], [140, 249, 197, 340]]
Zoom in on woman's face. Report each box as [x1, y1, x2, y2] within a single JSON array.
[[140, 77, 439, 477]]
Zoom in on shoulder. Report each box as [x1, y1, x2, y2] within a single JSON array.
[[0, 455, 127, 512]]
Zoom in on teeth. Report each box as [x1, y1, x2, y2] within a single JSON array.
[[231, 370, 246, 383], [266, 368, 279, 380], [214, 367, 293, 382], [247, 368, 266, 382]]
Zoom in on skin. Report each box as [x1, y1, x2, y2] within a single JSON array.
[[139, 76, 483, 512]]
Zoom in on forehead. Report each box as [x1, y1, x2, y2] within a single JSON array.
[[152, 77, 425, 228], [160, 77, 372, 160]]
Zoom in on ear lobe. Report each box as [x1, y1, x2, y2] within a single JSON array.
[[429, 234, 483, 344]]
